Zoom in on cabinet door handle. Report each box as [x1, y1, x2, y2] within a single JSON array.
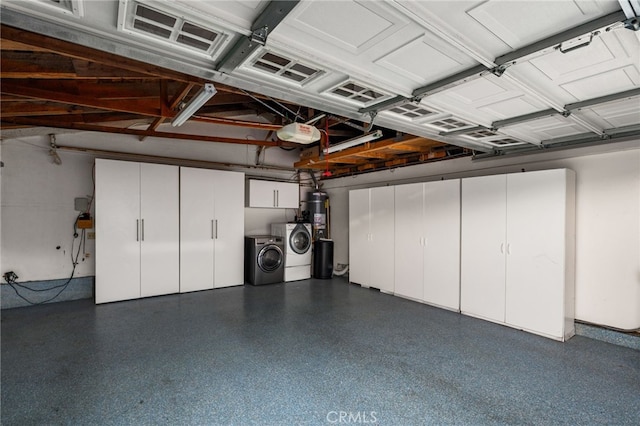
[[500, 243, 504, 254], [507, 243, 511, 255], [141, 219, 144, 241], [211, 220, 215, 239], [424, 237, 427, 248], [136, 219, 139, 241], [276, 190, 279, 207], [215, 219, 218, 239], [273, 190, 277, 207]]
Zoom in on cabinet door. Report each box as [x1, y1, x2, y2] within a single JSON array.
[[248, 179, 277, 208], [212, 170, 245, 288], [424, 179, 460, 310], [394, 183, 424, 300], [349, 189, 370, 286], [370, 186, 395, 293], [95, 160, 141, 304], [274, 181, 299, 209], [180, 167, 215, 293], [460, 175, 507, 323], [505, 170, 569, 338], [140, 163, 179, 297]]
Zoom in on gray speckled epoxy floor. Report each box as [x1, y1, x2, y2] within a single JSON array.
[[2, 277, 639, 425]]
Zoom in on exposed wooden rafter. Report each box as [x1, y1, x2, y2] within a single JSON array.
[[0, 24, 463, 178]]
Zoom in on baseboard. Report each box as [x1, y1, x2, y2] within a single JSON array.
[[1, 276, 94, 309], [575, 323, 640, 351]]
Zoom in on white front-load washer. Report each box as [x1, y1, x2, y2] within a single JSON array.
[[271, 223, 312, 281]]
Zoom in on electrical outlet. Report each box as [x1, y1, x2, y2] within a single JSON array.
[[87, 232, 95, 239]]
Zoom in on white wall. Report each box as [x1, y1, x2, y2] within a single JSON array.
[[244, 207, 297, 235], [1, 129, 304, 284], [1, 138, 96, 281], [323, 141, 640, 331]]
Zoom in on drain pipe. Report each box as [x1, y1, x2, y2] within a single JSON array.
[[308, 169, 319, 190]]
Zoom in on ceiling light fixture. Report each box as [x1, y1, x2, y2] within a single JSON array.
[[171, 83, 217, 127], [327, 130, 383, 154]]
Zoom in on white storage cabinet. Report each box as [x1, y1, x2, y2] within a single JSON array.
[[394, 179, 460, 310], [95, 159, 179, 303], [247, 179, 299, 208], [460, 169, 576, 341], [349, 186, 394, 293], [180, 167, 245, 293]]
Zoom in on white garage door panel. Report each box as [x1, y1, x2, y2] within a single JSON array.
[[529, 37, 618, 81], [375, 33, 475, 84], [466, 0, 608, 49], [561, 66, 640, 100], [448, 77, 507, 104], [504, 115, 590, 142], [284, 0, 406, 55], [478, 95, 547, 119], [515, 30, 640, 102], [576, 97, 640, 129], [431, 74, 548, 124]]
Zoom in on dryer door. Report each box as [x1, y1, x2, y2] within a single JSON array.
[[257, 244, 283, 272], [290, 224, 311, 254]]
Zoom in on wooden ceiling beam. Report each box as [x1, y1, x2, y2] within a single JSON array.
[[71, 59, 154, 79], [357, 163, 377, 172], [294, 135, 440, 168], [140, 81, 169, 140], [386, 143, 429, 152], [3, 79, 177, 99], [0, 52, 152, 79], [0, 117, 298, 147], [0, 102, 100, 117], [0, 39, 51, 52], [1, 52, 77, 78], [385, 158, 408, 167], [0, 112, 148, 124], [326, 157, 361, 164], [1, 80, 163, 117], [168, 83, 195, 111], [331, 167, 354, 176], [0, 25, 205, 83], [351, 151, 390, 159]]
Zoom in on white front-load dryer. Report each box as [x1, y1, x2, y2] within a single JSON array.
[[271, 223, 312, 281]]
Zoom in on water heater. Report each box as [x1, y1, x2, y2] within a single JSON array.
[[306, 191, 329, 240]]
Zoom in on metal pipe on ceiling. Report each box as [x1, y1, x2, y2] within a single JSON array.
[[192, 115, 282, 131]]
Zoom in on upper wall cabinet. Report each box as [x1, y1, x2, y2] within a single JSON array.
[[180, 167, 245, 293], [394, 179, 460, 310], [95, 159, 179, 304], [246, 179, 299, 209], [349, 186, 395, 293], [461, 169, 576, 341]]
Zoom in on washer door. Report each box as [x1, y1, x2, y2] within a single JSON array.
[[290, 224, 311, 254], [257, 244, 283, 273]]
